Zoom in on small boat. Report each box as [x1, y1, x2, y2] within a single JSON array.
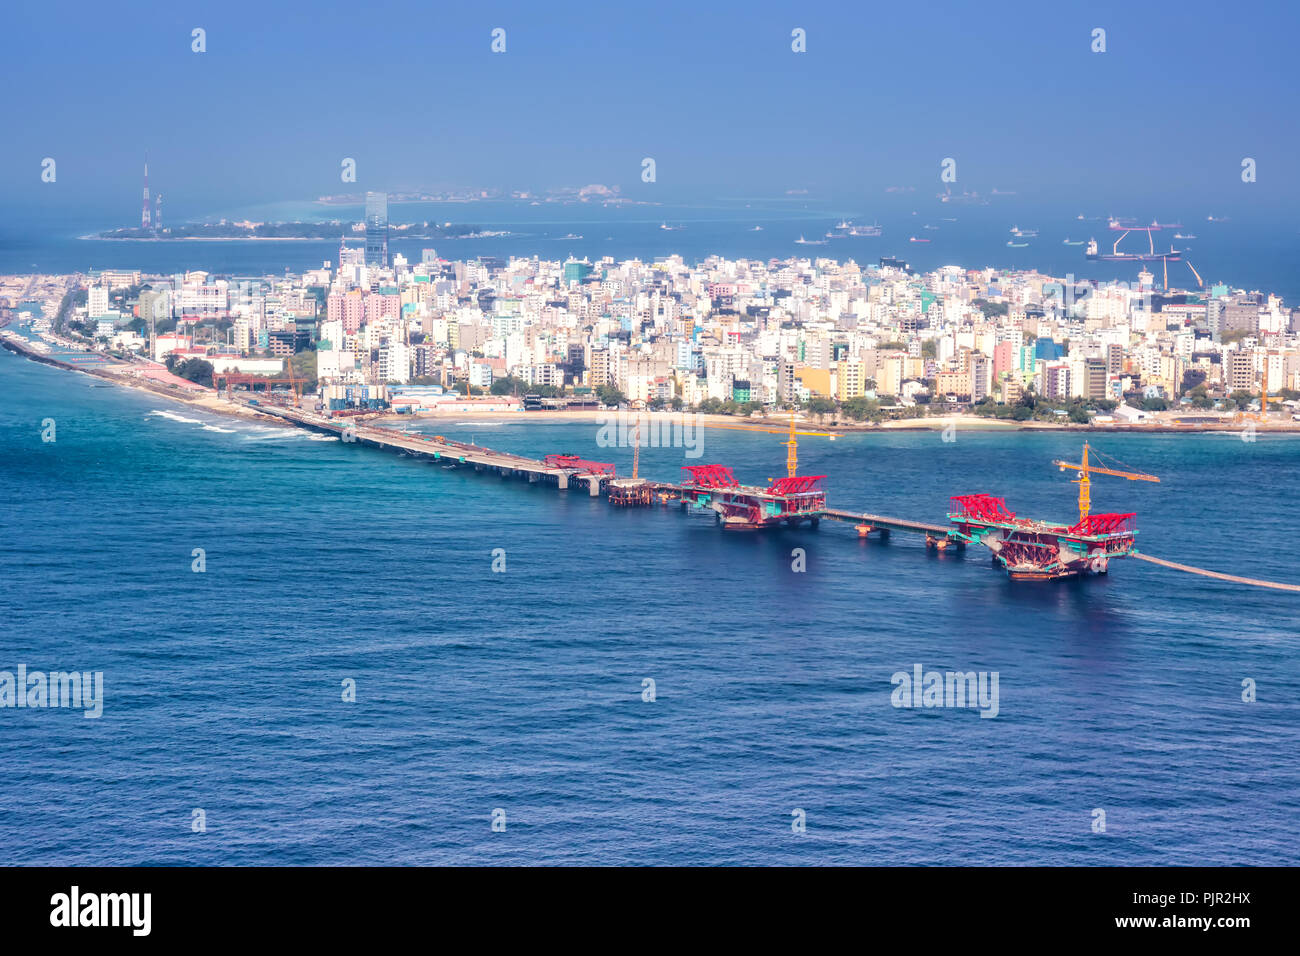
[[795, 235, 828, 245], [1173, 233, 1197, 240], [1062, 238, 1084, 246], [923, 224, 939, 230], [909, 236, 931, 243], [751, 225, 763, 231], [1007, 240, 1029, 248]]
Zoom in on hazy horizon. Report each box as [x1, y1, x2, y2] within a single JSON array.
[[4, 0, 1299, 217]]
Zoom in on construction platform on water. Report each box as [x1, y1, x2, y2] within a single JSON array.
[[239, 398, 1298, 592]]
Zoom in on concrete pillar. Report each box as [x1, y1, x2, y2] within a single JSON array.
[[588, 476, 600, 497], [557, 473, 568, 490]]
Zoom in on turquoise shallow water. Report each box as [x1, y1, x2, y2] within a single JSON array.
[[1, 348, 1298, 865]]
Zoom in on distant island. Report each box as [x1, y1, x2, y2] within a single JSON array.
[[94, 221, 497, 241]]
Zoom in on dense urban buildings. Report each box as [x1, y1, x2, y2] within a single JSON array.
[[17, 250, 1300, 422]]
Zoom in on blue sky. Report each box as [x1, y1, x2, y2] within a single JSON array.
[[3, 0, 1298, 216]]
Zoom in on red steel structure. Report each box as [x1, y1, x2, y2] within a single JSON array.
[[948, 494, 1139, 580], [543, 454, 616, 476], [679, 465, 826, 531]]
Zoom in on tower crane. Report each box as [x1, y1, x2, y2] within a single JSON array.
[[282, 354, 302, 407], [686, 411, 835, 478], [1051, 442, 1159, 524]]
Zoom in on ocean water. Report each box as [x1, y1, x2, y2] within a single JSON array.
[[1, 348, 1298, 865], [4, 196, 1300, 304]]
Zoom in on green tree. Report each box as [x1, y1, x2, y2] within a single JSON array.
[[806, 396, 837, 421], [841, 396, 878, 421], [290, 351, 318, 393], [597, 384, 627, 407], [175, 358, 215, 388], [490, 375, 528, 396]]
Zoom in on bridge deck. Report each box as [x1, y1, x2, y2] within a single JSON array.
[[823, 509, 950, 535]]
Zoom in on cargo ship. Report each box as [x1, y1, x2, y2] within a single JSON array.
[[1085, 238, 1182, 262]]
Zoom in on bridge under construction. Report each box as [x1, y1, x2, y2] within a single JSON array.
[[245, 399, 1298, 594]]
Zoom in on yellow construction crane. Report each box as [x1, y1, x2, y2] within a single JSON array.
[[1259, 358, 1284, 421], [690, 411, 834, 478], [283, 355, 302, 407], [1051, 442, 1159, 523]]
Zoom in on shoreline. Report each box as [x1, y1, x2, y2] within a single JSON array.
[[0, 334, 292, 428], [4, 331, 1300, 437]]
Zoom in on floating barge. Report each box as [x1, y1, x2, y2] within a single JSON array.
[[947, 494, 1139, 580], [678, 464, 826, 531]]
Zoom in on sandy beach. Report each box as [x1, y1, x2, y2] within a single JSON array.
[[5, 331, 1299, 436]]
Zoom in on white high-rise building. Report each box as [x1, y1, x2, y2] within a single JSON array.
[[87, 285, 109, 318]]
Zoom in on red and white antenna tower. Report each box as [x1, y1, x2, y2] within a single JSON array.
[[141, 160, 152, 230]]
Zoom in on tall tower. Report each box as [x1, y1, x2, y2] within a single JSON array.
[[365, 191, 389, 268], [141, 161, 152, 231]]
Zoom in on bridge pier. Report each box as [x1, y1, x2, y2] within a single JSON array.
[[557, 473, 568, 490]]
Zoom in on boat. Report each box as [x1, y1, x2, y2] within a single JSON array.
[[1207, 215, 1229, 223], [751, 225, 763, 231], [1009, 226, 1038, 238], [659, 223, 677, 231], [559, 233, 583, 240], [909, 236, 931, 243], [795, 235, 827, 245], [849, 222, 883, 237], [1173, 233, 1197, 240], [923, 224, 939, 230], [1062, 238, 1084, 246], [1007, 241, 1028, 248]]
